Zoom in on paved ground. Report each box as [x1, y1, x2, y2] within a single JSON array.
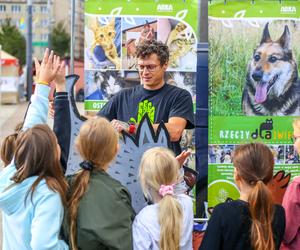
[[0, 100, 84, 248]]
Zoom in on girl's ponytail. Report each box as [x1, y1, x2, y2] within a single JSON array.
[[248, 180, 274, 250], [68, 170, 91, 250], [159, 195, 182, 250], [233, 143, 275, 250]]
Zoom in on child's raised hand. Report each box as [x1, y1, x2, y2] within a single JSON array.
[[34, 57, 41, 81], [38, 48, 60, 84], [53, 56, 66, 92], [176, 150, 191, 166]]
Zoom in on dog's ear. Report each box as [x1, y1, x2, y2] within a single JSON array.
[[277, 25, 291, 51], [260, 23, 272, 44]]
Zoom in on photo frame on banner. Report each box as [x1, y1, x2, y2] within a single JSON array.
[[208, 0, 300, 209], [84, 0, 199, 213]]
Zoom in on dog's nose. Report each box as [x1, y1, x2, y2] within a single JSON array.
[[252, 71, 263, 81]]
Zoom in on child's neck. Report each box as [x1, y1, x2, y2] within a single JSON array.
[[238, 183, 253, 202]]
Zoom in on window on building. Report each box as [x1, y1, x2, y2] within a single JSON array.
[[41, 19, 48, 27], [0, 5, 6, 12], [41, 34, 48, 41], [40, 5, 48, 13], [11, 5, 21, 13], [33, 34, 38, 41]]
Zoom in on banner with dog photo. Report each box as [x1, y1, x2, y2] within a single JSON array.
[[84, 0, 198, 195], [208, 0, 300, 208]]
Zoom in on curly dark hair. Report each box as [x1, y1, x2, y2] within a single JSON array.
[[136, 40, 169, 65]]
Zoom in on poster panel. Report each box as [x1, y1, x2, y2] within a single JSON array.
[[208, 0, 300, 207]]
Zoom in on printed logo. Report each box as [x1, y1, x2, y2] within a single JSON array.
[[280, 6, 296, 14], [251, 119, 273, 140], [157, 4, 173, 12], [130, 100, 155, 124]]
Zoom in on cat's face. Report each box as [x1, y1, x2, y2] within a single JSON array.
[[140, 24, 154, 41], [94, 19, 116, 49], [175, 22, 187, 32]]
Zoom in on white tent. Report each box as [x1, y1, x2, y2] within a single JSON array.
[[0, 49, 20, 104]]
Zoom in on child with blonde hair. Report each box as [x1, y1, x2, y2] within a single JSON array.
[[133, 147, 193, 250]]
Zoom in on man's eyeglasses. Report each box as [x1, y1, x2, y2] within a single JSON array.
[[137, 64, 160, 72], [291, 135, 300, 143]]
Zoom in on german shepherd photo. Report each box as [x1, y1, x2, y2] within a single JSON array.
[[242, 23, 300, 116]]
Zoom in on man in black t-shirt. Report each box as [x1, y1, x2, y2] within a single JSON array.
[[98, 40, 194, 155]]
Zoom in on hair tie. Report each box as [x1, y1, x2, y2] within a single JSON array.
[[159, 184, 174, 197], [79, 160, 94, 171]]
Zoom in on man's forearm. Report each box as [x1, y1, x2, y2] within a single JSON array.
[[152, 123, 183, 142]]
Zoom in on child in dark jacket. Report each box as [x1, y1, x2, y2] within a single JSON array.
[[200, 143, 285, 250]]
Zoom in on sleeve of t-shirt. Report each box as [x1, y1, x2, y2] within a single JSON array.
[[199, 205, 223, 250], [97, 95, 118, 121], [282, 178, 300, 245], [169, 89, 194, 129]]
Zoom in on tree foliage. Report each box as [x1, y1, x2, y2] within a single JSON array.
[[50, 21, 70, 57], [0, 19, 26, 65]]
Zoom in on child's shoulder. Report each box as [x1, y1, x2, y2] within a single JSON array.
[[89, 170, 131, 200], [135, 204, 158, 225], [32, 178, 60, 196], [291, 175, 300, 184], [177, 194, 193, 209], [213, 199, 248, 216], [274, 203, 285, 217]]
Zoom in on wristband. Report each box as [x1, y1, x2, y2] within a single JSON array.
[[37, 80, 49, 86]]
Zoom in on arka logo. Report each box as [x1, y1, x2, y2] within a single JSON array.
[[157, 4, 173, 12], [280, 6, 296, 14]]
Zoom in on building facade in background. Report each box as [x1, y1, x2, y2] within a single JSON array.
[[52, 0, 84, 59], [0, 0, 84, 59]]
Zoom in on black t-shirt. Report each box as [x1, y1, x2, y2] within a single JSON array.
[[98, 84, 194, 155], [200, 199, 286, 250]]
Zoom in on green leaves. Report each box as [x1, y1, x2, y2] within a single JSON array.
[[0, 18, 26, 65], [50, 21, 70, 58]]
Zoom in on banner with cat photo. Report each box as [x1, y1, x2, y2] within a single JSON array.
[[208, 0, 300, 208], [84, 0, 198, 109], [84, 0, 198, 172]]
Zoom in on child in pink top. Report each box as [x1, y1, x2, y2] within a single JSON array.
[[281, 177, 300, 250], [281, 119, 300, 250]]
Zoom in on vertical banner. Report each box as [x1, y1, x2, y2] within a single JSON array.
[[84, 0, 198, 171], [208, 0, 300, 207]]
